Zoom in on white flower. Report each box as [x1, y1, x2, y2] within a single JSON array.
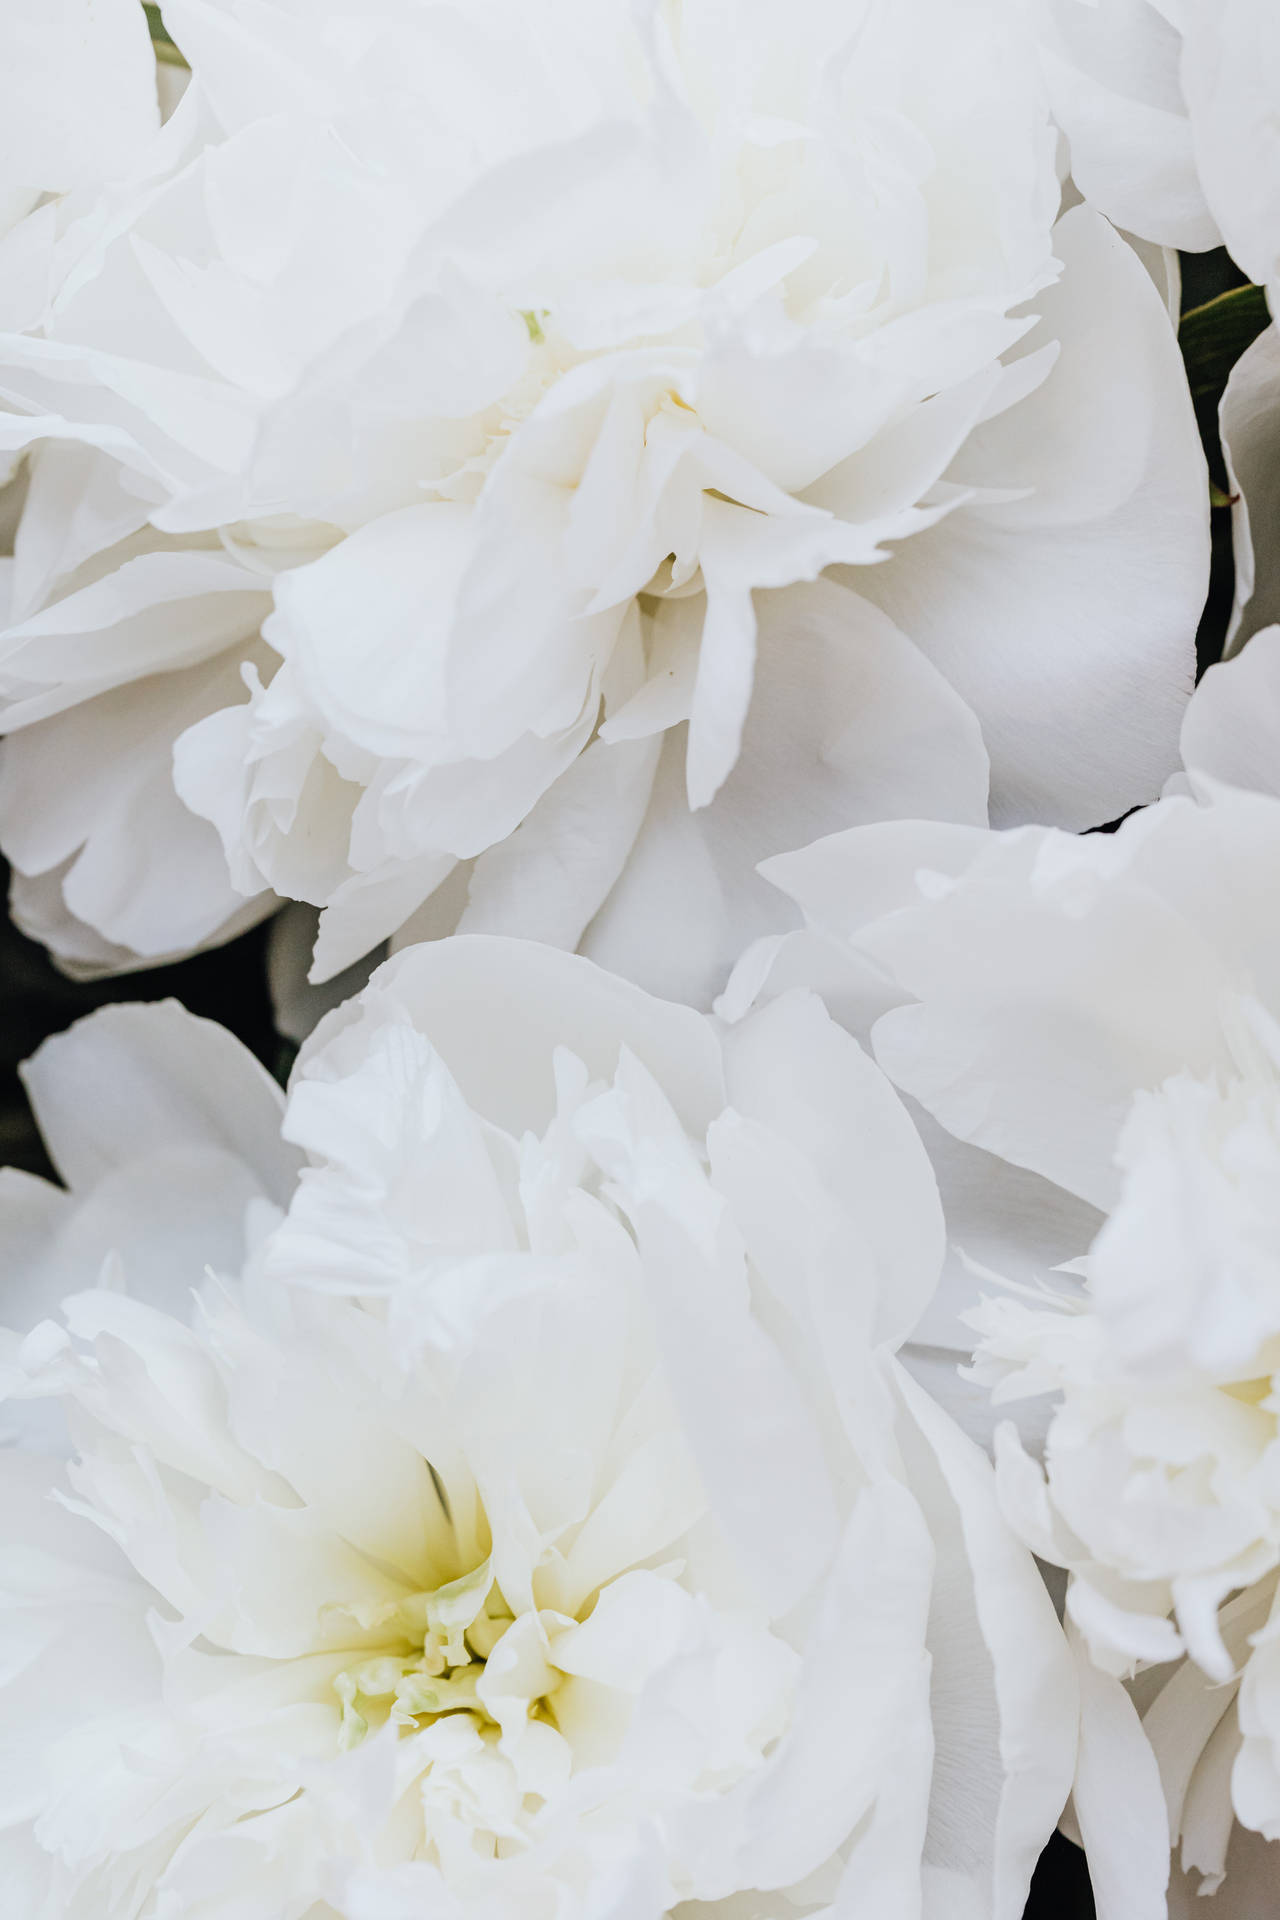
[[0, 939, 1076, 1918], [0, 0, 1207, 1005], [1038, 0, 1280, 291], [738, 631, 1280, 1911], [966, 1009, 1280, 1915]]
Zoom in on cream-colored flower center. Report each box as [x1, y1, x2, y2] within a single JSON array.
[[333, 1558, 546, 1749]]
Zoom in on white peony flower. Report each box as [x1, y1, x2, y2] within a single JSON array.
[[0, 938, 1076, 1918], [738, 631, 1280, 1913], [0, 0, 1207, 1004], [1038, 0, 1280, 291]]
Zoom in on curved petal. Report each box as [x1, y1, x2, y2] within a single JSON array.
[[580, 579, 990, 1008], [898, 1103, 1101, 1452], [1180, 0, 1280, 297], [0, 0, 159, 234], [760, 805, 1244, 1209], [299, 934, 726, 1144], [273, 504, 472, 763], [22, 999, 297, 1204], [850, 206, 1206, 827], [891, 1361, 1080, 1920], [1069, 1626, 1171, 1920], [721, 991, 945, 1353], [457, 731, 662, 950], [1181, 625, 1280, 800], [1220, 325, 1280, 655], [1038, 0, 1218, 250], [0, 1452, 156, 1833], [575, 1047, 841, 1623], [657, 1475, 937, 1905], [859, 799, 1280, 1209], [0, 549, 270, 730], [0, 647, 276, 965]]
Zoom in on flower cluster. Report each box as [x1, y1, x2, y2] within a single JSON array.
[[3, 2, 1280, 1916]]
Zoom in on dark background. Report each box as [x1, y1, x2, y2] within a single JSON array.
[[0, 246, 1261, 1918]]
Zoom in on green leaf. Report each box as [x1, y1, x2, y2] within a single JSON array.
[[1179, 283, 1271, 402], [143, 3, 189, 67]]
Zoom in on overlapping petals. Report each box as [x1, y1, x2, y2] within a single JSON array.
[[743, 633, 1280, 1907], [1036, 0, 1280, 292], [0, 0, 1207, 1005], [0, 937, 1076, 1918]]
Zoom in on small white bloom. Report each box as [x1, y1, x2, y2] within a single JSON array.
[[0, 939, 1076, 1917], [0, 0, 1207, 1004], [968, 1007, 1280, 1903]]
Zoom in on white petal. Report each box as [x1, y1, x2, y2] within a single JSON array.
[[1181, 626, 1280, 801], [859, 802, 1272, 1209], [458, 731, 661, 951], [1220, 326, 1280, 655], [301, 935, 726, 1144], [1038, 0, 1218, 249], [575, 1048, 840, 1621], [853, 206, 1206, 827], [0, 648, 276, 965], [722, 991, 945, 1351], [21, 1000, 297, 1203], [0, 0, 159, 232], [0, 549, 270, 729], [1068, 1626, 1171, 1920], [662, 1476, 937, 1900], [582, 581, 989, 1008], [272, 504, 471, 763], [1180, 0, 1280, 294], [892, 1362, 1080, 1920]]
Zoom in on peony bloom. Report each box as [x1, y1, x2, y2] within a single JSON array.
[[970, 1033, 1280, 1917], [1037, 0, 1280, 289], [742, 632, 1280, 1912], [0, 0, 1206, 1004], [0, 936, 1077, 1917]]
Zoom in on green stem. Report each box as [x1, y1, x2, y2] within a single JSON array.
[[143, 3, 189, 69]]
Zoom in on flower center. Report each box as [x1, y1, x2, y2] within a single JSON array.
[[333, 1557, 525, 1750]]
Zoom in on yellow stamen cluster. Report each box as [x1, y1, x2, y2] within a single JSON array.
[[332, 1558, 515, 1749]]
